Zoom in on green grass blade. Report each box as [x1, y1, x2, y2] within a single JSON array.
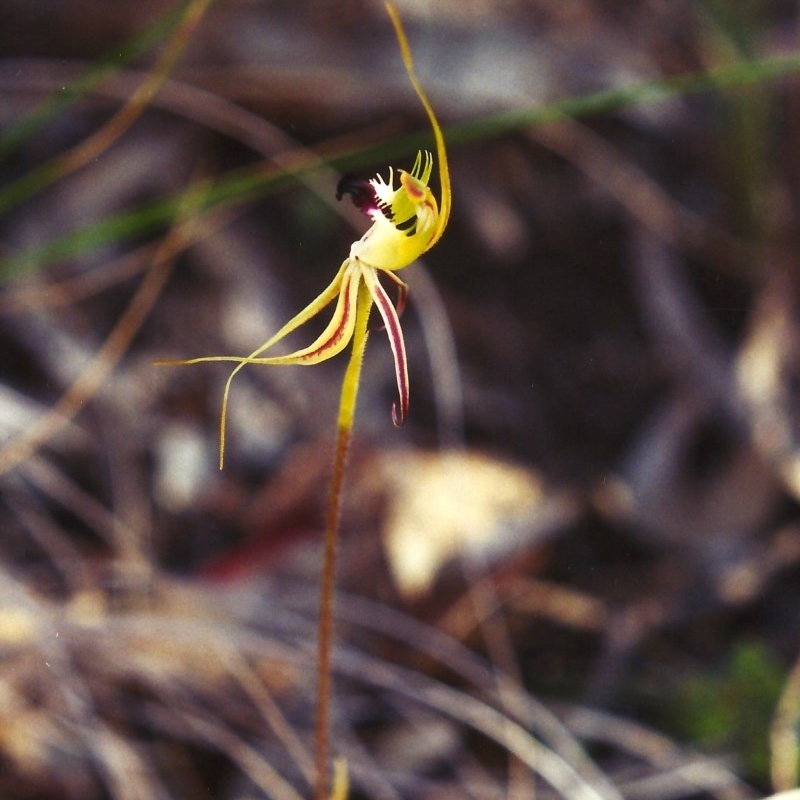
[[3, 47, 800, 283]]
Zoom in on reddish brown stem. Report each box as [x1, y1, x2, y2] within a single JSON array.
[[313, 422, 349, 800], [313, 286, 371, 800]]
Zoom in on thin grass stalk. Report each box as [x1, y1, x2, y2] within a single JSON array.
[[0, 0, 215, 217]]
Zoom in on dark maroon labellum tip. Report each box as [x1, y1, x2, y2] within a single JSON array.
[[336, 174, 379, 215]]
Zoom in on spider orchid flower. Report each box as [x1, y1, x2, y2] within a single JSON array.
[[160, 1, 449, 468]]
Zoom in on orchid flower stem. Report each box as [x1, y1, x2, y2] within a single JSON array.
[[314, 285, 371, 800], [153, 6, 443, 796]]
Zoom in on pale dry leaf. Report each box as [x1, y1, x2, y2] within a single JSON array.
[[378, 449, 579, 596], [736, 272, 800, 499]]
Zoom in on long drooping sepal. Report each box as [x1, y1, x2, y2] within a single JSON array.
[[157, 261, 350, 468], [236, 261, 350, 362], [314, 284, 372, 800], [363, 268, 409, 426], [218, 263, 361, 467], [237, 267, 360, 367], [385, 1, 450, 250]]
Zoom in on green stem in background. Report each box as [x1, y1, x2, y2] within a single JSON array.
[[4, 45, 800, 284], [446, 46, 800, 147], [313, 284, 371, 800]]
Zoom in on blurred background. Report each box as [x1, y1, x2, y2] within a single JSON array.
[[2, 0, 800, 798]]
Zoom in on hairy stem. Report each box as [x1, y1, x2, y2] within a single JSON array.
[[314, 284, 371, 800]]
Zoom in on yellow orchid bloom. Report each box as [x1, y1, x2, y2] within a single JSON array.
[[162, 1, 450, 469]]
